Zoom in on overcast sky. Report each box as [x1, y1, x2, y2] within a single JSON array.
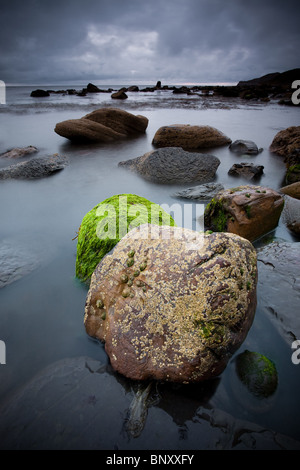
[[0, 0, 299, 85]]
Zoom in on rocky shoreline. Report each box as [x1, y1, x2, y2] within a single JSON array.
[[30, 68, 300, 106]]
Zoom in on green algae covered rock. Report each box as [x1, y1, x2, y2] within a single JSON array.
[[76, 194, 176, 283], [235, 350, 278, 398]]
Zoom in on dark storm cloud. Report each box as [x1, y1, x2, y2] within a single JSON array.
[[0, 0, 299, 84]]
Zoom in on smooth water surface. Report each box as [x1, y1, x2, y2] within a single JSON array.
[[0, 86, 299, 448]]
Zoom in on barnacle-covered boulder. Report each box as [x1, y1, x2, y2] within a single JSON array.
[[75, 194, 176, 283], [84, 224, 257, 383]]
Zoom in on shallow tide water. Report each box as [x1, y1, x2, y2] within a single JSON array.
[[0, 86, 300, 449]]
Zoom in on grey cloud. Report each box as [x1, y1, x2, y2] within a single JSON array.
[[0, 0, 299, 84]]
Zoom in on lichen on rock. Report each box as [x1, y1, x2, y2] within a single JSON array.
[[84, 224, 257, 383]]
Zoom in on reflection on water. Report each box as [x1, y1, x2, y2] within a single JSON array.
[[0, 87, 300, 448]]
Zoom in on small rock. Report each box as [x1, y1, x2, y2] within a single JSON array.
[[228, 162, 264, 180], [235, 350, 278, 399], [0, 146, 38, 159], [286, 162, 300, 184], [127, 86, 139, 92], [0, 154, 68, 180], [111, 89, 128, 100], [281, 195, 300, 236], [30, 89, 50, 97], [173, 182, 224, 200], [229, 139, 262, 155], [86, 83, 102, 93]]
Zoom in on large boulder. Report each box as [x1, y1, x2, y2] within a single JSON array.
[[152, 124, 231, 150], [84, 224, 257, 383], [204, 185, 284, 242], [75, 194, 176, 283], [0, 154, 68, 180], [83, 108, 148, 135], [55, 108, 148, 143], [118, 147, 220, 184], [269, 126, 300, 156]]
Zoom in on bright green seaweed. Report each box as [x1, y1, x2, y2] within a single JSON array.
[[75, 193, 176, 283]]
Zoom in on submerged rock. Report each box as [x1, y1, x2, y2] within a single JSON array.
[[118, 147, 220, 184], [257, 241, 300, 344], [55, 108, 148, 143], [228, 162, 264, 180], [0, 240, 40, 288], [173, 182, 224, 201], [152, 124, 231, 150], [0, 146, 38, 159], [0, 154, 68, 180], [229, 139, 262, 155], [124, 382, 154, 438], [204, 185, 284, 242], [1, 356, 299, 450], [235, 350, 278, 399], [84, 224, 257, 383], [75, 194, 176, 283]]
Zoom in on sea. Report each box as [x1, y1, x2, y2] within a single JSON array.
[[0, 83, 299, 450]]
